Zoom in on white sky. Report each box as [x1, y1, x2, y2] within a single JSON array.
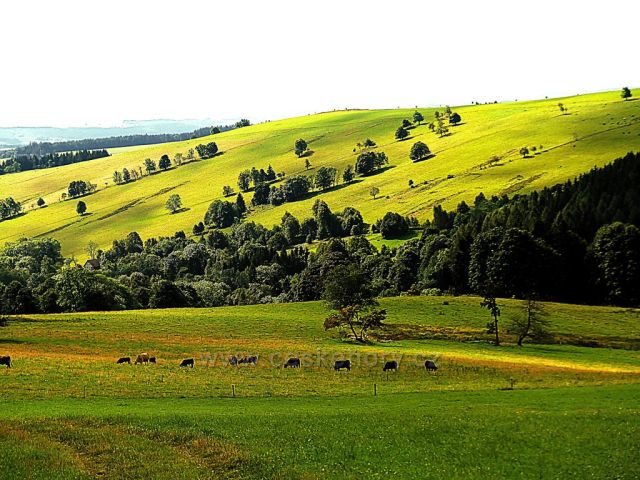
[[1, 0, 639, 127]]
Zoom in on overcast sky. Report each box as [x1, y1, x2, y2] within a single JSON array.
[[2, 0, 638, 127]]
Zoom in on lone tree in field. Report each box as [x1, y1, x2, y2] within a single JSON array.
[[159, 154, 171, 170], [322, 264, 386, 342], [37, 197, 45, 208], [76, 200, 87, 216], [305, 158, 311, 170], [294, 138, 308, 157], [481, 295, 501, 346], [86, 241, 98, 260], [342, 165, 355, 184], [435, 118, 449, 137], [621, 87, 632, 101], [557, 102, 568, 114], [369, 186, 380, 200], [509, 297, 551, 346], [355, 151, 388, 176], [413, 111, 424, 125], [237, 170, 251, 192], [314, 166, 337, 191], [165, 194, 182, 214], [449, 112, 462, 125], [519, 146, 530, 158], [144, 158, 156, 175], [235, 193, 247, 215], [222, 185, 234, 197], [409, 141, 431, 162], [395, 126, 409, 141], [363, 138, 376, 148], [402, 119, 412, 129]]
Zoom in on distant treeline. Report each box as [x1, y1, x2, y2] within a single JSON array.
[[0, 150, 110, 175], [13, 124, 238, 156]]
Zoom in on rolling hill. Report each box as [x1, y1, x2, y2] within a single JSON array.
[[1, 89, 639, 257]]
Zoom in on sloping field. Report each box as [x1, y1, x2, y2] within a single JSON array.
[[0, 296, 639, 479], [1, 89, 639, 256]]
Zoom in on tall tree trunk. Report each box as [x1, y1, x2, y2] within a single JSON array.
[[494, 315, 500, 346]]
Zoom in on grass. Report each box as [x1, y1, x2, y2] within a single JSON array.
[[1, 386, 638, 479], [0, 296, 639, 478], [1, 89, 639, 257]]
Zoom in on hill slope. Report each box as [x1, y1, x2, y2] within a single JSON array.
[[1, 89, 639, 256]]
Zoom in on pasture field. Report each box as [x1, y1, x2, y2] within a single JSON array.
[[1, 89, 639, 257], [0, 296, 639, 478]]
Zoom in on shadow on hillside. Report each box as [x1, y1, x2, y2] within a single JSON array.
[[0, 338, 28, 344], [0, 212, 27, 223], [171, 207, 191, 214], [411, 153, 436, 164], [365, 165, 396, 177], [303, 179, 363, 201]]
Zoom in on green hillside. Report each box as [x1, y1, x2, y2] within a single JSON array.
[[1, 89, 639, 256], [1, 296, 639, 478]]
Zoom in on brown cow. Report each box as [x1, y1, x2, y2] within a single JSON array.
[[0, 356, 11, 368], [134, 353, 150, 365]]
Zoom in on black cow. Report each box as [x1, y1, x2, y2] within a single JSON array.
[[149, 357, 157, 364], [116, 357, 131, 364], [180, 358, 195, 368], [425, 360, 438, 372], [0, 356, 11, 368], [334, 360, 351, 371], [383, 360, 398, 372], [284, 357, 300, 368], [228, 355, 238, 366], [239, 356, 258, 365]]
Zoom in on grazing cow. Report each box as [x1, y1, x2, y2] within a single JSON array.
[[284, 357, 301, 368], [383, 360, 398, 372], [239, 355, 258, 365], [149, 357, 157, 364], [334, 360, 351, 371], [180, 358, 195, 368], [116, 357, 131, 364], [425, 360, 438, 372], [0, 356, 11, 368], [228, 355, 238, 366], [134, 353, 150, 365]]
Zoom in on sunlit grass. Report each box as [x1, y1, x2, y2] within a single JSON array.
[[1, 89, 639, 257]]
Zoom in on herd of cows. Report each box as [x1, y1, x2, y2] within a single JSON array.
[[112, 353, 439, 372], [0, 354, 439, 372]]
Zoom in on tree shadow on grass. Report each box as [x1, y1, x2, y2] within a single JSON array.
[[364, 165, 396, 177], [303, 179, 364, 201], [0, 338, 28, 344], [0, 211, 27, 223], [171, 207, 191, 214], [411, 153, 436, 164]]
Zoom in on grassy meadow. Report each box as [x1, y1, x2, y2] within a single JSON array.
[[1, 89, 639, 257], [1, 296, 639, 478]]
